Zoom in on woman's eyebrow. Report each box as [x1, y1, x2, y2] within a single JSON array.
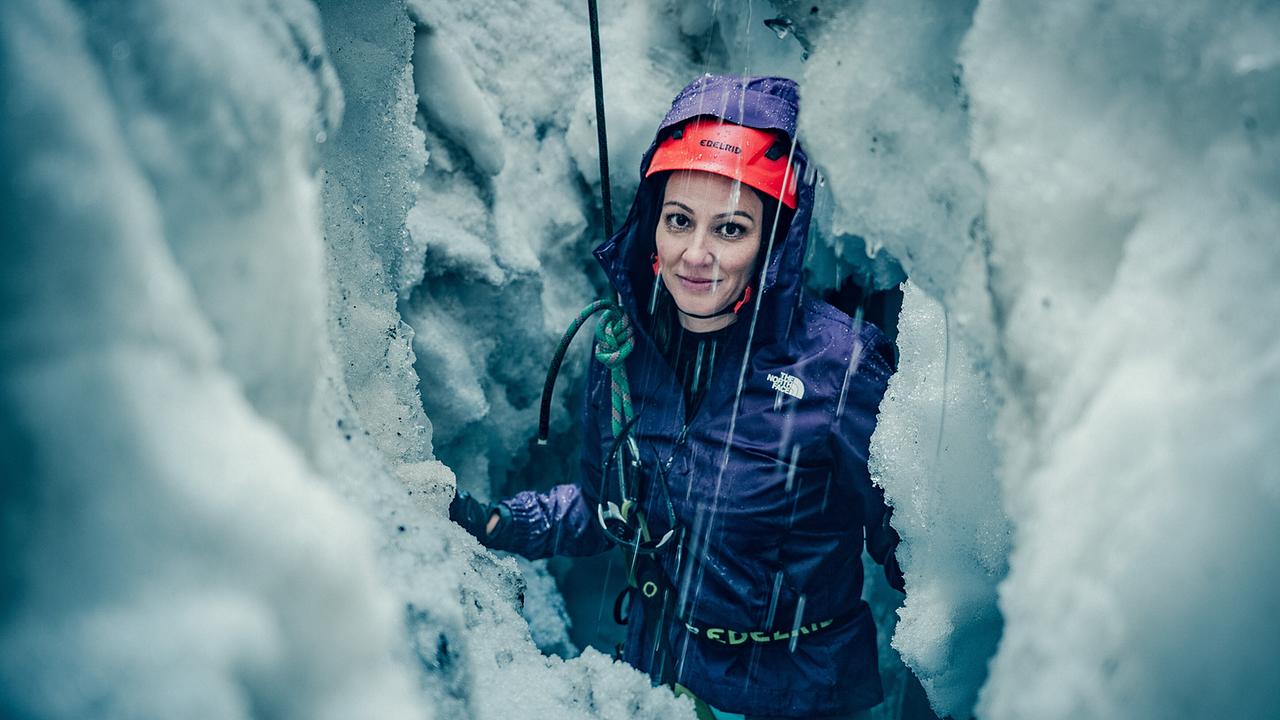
[[662, 201, 755, 223], [714, 210, 755, 223]]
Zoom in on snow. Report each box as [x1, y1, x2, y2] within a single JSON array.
[[412, 26, 506, 177], [869, 283, 1007, 717], [800, 0, 986, 307], [4, 0, 1277, 718], [0, 2, 423, 717], [962, 2, 1280, 718], [0, 0, 692, 717], [806, 1, 1280, 718]]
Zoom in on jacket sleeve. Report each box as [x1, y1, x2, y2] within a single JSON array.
[[830, 324, 905, 592], [499, 355, 612, 560]]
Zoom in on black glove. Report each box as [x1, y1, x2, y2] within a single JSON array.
[[449, 490, 514, 550]]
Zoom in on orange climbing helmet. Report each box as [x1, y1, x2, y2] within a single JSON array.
[[645, 117, 798, 209]]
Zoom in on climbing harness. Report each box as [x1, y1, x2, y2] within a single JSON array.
[[596, 416, 678, 555], [534, 296, 682, 683]]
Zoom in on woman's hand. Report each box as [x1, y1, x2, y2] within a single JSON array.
[[449, 490, 514, 550]]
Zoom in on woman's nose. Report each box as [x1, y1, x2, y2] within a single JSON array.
[[682, 229, 714, 266]]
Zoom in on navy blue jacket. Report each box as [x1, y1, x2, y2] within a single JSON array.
[[502, 75, 899, 717]]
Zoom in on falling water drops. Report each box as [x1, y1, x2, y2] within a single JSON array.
[[784, 444, 800, 493], [765, 571, 784, 629], [788, 595, 807, 653], [835, 307, 867, 419]]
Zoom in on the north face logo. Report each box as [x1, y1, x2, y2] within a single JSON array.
[[767, 372, 805, 400]]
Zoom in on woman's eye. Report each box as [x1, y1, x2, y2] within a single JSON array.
[[718, 222, 748, 239], [665, 213, 691, 230]]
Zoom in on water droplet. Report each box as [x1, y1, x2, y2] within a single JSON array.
[[789, 595, 807, 653], [784, 445, 800, 492], [765, 572, 784, 628]]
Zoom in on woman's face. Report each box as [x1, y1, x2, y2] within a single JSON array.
[[655, 170, 764, 332]]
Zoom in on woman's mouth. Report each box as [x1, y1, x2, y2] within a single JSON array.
[[677, 275, 719, 292]]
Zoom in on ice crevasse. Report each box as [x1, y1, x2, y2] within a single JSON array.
[[2, 1, 1278, 719], [0, 0, 693, 718]]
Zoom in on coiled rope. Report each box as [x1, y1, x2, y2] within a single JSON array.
[[537, 300, 634, 444]]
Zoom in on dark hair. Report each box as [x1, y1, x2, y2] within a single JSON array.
[[646, 173, 793, 353]]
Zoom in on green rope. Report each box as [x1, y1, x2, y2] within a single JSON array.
[[537, 300, 635, 444], [593, 305, 634, 437]]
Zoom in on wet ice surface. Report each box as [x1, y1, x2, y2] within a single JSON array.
[[802, 1, 1280, 719], [869, 284, 1007, 716], [0, 0, 692, 718], [3, 0, 1278, 719]]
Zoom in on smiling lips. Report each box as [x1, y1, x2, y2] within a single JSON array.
[[677, 274, 720, 292]]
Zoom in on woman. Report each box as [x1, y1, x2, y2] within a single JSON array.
[[451, 75, 903, 720]]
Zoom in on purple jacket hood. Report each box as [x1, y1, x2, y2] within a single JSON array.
[[593, 74, 813, 345]]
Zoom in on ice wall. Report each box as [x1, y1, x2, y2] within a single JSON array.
[[0, 0, 695, 717], [7, 0, 1276, 718], [0, 1, 424, 717], [798, 4, 1004, 718], [801, 0, 1280, 718], [867, 283, 1006, 716], [963, 2, 1280, 718], [404, 0, 602, 502]]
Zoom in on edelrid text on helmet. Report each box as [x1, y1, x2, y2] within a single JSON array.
[[646, 118, 799, 209]]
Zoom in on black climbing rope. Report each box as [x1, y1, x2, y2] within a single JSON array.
[[587, 0, 613, 240], [533, 2, 624, 448]]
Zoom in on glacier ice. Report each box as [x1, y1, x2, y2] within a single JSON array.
[[963, 2, 1280, 718], [0, 0, 694, 718], [805, 0, 1279, 718], [869, 283, 1007, 717], [3, 0, 1278, 719]]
